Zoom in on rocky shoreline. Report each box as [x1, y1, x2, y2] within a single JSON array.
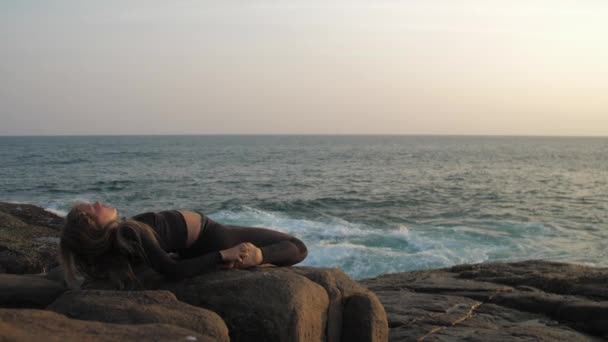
[[1, 201, 606, 341]]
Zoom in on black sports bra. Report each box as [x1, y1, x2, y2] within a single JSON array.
[[129, 210, 222, 280], [131, 210, 188, 252]]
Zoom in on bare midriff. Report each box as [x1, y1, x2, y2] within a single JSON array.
[[178, 210, 202, 248]]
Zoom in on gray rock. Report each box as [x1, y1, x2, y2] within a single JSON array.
[[361, 260, 607, 341], [0, 202, 65, 230], [451, 260, 608, 299], [0, 204, 62, 274]]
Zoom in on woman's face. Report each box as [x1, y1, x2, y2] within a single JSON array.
[[81, 201, 118, 227]]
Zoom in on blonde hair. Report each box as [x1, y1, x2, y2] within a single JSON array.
[[60, 203, 160, 289]]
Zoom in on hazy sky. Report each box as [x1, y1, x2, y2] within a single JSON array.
[[1, 1, 607, 136]]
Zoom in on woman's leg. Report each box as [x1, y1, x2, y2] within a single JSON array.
[[223, 223, 308, 267], [190, 216, 308, 266]]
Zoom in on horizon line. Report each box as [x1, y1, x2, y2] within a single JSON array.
[[0, 133, 607, 138]]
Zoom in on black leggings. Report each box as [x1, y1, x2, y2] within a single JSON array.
[[179, 212, 308, 267]]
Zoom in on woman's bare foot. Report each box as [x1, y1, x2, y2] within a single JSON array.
[[235, 243, 263, 269]]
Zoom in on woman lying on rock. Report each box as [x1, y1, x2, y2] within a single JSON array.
[[60, 201, 308, 288]]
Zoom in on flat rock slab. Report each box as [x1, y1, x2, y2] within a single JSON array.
[[0, 308, 214, 342], [0, 273, 66, 308], [451, 260, 608, 299], [361, 260, 608, 341], [47, 289, 229, 342]]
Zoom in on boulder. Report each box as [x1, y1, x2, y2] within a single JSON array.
[[47, 289, 229, 342], [287, 266, 389, 342], [0, 203, 62, 274], [82, 265, 390, 342], [0, 308, 215, 342], [361, 260, 608, 341], [0, 273, 65, 308], [157, 267, 330, 342], [0, 202, 65, 230], [342, 292, 389, 342]]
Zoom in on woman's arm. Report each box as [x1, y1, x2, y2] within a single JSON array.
[[139, 233, 220, 280], [139, 233, 249, 280]]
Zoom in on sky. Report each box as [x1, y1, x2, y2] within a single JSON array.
[[1, 1, 607, 136]]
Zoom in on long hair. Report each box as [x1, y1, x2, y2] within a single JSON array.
[[60, 203, 160, 289]]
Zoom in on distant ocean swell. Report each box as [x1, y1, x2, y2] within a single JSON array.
[[2, 136, 607, 279]]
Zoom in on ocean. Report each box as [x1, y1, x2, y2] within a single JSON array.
[[1, 135, 607, 279]]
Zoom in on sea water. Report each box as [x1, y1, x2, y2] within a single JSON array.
[[1, 135, 607, 279]]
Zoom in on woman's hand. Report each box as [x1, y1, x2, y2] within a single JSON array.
[[218, 242, 263, 269], [234, 243, 263, 269], [219, 242, 251, 264]]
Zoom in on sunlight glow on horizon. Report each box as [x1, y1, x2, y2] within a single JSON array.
[[1, 1, 607, 136]]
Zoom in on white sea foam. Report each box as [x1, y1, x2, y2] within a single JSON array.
[[41, 197, 95, 218], [44, 207, 67, 217], [208, 207, 510, 279], [5, 199, 70, 218]]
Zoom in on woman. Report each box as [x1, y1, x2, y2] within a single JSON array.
[[60, 201, 308, 289]]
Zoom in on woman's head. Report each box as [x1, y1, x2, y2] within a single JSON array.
[[77, 201, 118, 227], [60, 201, 157, 289]]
